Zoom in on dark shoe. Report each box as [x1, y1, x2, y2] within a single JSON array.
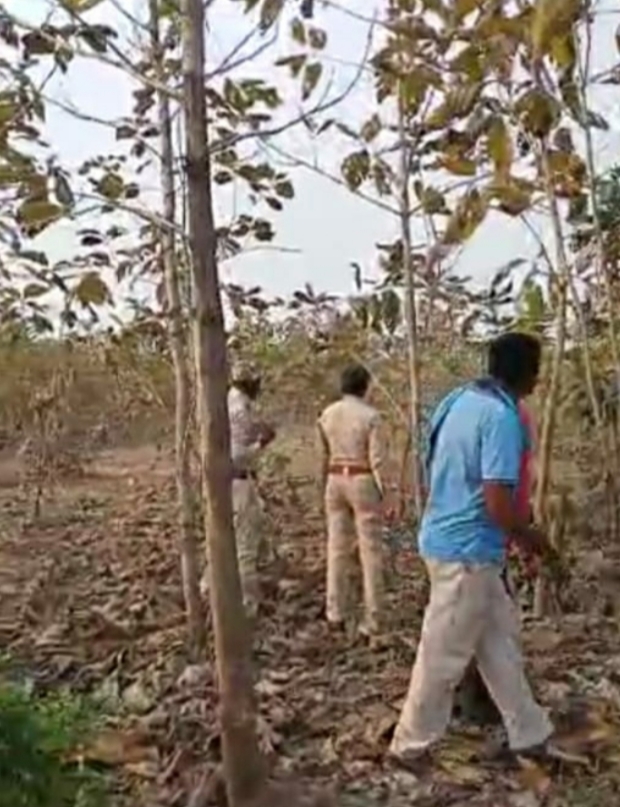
[[385, 748, 433, 777]]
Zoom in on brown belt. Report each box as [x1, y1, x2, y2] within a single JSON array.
[[328, 464, 371, 477], [232, 468, 256, 481]]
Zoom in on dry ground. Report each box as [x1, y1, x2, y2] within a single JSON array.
[[0, 435, 619, 807]]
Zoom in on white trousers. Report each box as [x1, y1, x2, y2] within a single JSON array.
[[390, 561, 553, 756]]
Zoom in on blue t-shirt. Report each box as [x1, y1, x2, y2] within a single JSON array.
[[418, 383, 525, 565]]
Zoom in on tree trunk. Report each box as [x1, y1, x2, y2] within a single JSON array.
[[149, 0, 207, 661], [533, 145, 569, 618], [179, 1, 265, 804], [397, 94, 423, 520]]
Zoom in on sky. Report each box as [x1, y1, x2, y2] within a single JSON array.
[[5, 0, 620, 314]]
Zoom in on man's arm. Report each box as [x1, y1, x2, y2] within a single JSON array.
[[368, 414, 386, 498], [480, 407, 548, 556], [316, 420, 330, 495]]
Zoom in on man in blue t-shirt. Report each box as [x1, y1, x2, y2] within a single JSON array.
[[389, 333, 555, 773]]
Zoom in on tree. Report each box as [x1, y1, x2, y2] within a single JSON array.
[[148, 0, 207, 659], [179, 0, 265, 804]]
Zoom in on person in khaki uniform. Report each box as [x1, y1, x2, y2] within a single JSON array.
[[318, 363, 386, 636], [200, 362, 275, 617]]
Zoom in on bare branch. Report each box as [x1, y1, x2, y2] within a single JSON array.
[[210, 11, 377, 155], [206, 20, 278, 80]]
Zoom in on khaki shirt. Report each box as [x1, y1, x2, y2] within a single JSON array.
[[318, 395, 385, 493], [228, 386, 263, 472]]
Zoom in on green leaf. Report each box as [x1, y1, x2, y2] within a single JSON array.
[[454, 0, 482, 21], [302, 62, 322, 101], [54, 172, 75, 207], [308, 27, 327, 49], [274, 179, 294, 199], [159, 0, 180, 17], [426, 83, 481, 130], [438, 154, 477, 176], [341, 150, 370, 191], [361, 114, 381, 143], [514, 89, 561, 138], [18, 200, 64, 229], [260, 0, 285, 31], [549, 32, 576, 71], [291, 17, 306, 44], [60, 0, 106, 10], [274, 54, 307, 78], [420, 186, 449, 215], [21, 32, 56, 56], [444, 189, 488, 244], [584, 110, 609, 131], [487, 116, 513, 178], [265, 196, 283, 211], [531, 0, 581, 58], [381, 289, 401, 335], [0, 99, 19, 125], [97, 172, 125, 200], [23, 283, 48, 299], [214, 171, 233, 185], [489, 178, 534, 217], [75, 272, 111, 306], [116, 124, 136, 140]]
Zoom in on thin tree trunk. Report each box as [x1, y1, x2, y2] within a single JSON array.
[[397, 94, 423, 520], [179, 1, 265, 804], [149, 0, 207, 661], [577, 17, 620, 538], [533, 145, 569, 618]]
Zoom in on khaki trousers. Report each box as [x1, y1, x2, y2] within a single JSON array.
[[325, 473, 384, 633], [201, 478, 263, 617], [390, 561, 552, 756]]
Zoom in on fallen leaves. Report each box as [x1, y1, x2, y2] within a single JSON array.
[[2, 450, 620, 807]]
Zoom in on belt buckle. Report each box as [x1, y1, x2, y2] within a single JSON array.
[[343, 465, 350, 477]]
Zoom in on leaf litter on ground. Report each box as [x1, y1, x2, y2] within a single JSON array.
[[0, 450, 619, 805]]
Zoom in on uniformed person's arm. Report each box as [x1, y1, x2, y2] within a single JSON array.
[[316, 418, 330, 494], [368, 413, 386, 498]]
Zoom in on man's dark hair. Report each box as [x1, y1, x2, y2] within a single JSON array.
[[235, 376, 261, 400], [341, 363, 371, 397], [487, 332, 541, 391]]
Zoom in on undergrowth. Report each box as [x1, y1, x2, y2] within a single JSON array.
[[0, 678, 108, 807]]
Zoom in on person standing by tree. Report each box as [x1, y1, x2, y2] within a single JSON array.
[[200, 362, 275, 618], [389, 333, 555, 773], [317, 363, 386, 637], [454, 396, 539, 727]]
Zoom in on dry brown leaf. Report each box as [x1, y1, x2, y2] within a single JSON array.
[[516, 758, 552, 796], [77, 727, 159, 768]]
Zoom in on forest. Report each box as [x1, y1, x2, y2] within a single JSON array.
[[0, 0, 619, 805]]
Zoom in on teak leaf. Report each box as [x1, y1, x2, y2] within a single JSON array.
[[515, 89, 561, 139], [18, 200, 64, 229], [531, 0, 581, 58], [420, 187, 449, 215], [438, 154, 477, 177], [260, 0, 285, 31], [291, 17, 306, 44], [301, 62, 322, 100], [75, 271, 111, 306], [487, 116, 513, 179], [341, 150, 370, 191], [60, 0, 105, 10], [361, 114, 381, 143], [489, 178, 535, 217], [97, 172, 125, 201], [444, 189, 487, 244]]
